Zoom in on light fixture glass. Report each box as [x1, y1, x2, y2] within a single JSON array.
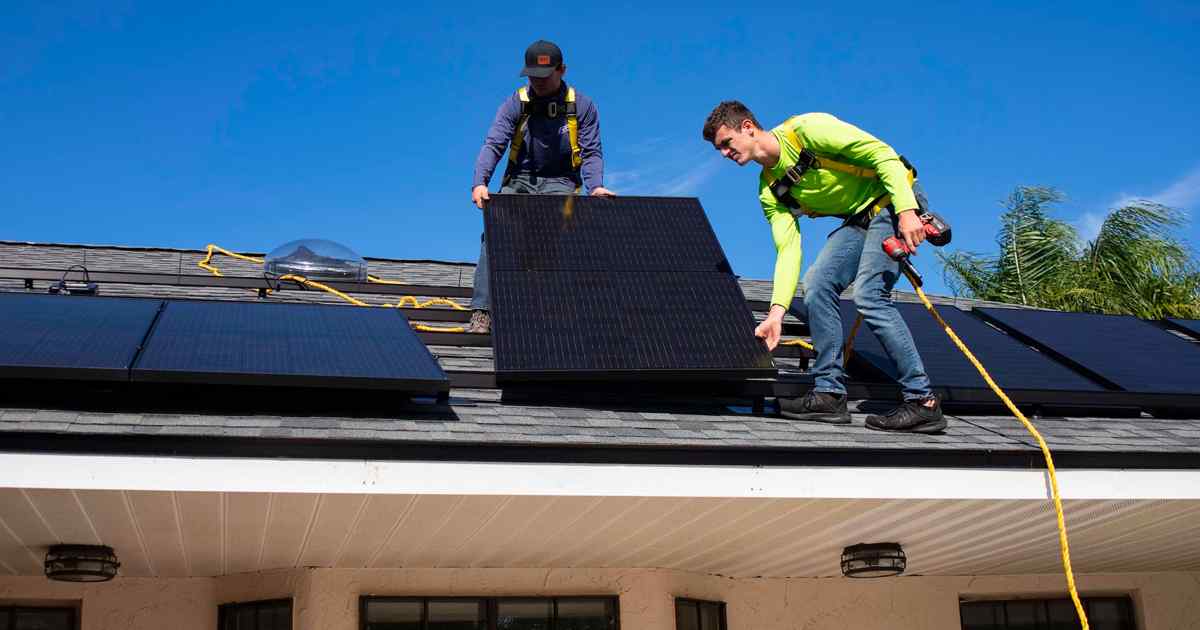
[[45, 544, 120, 582], [840, 542, 906, 578]]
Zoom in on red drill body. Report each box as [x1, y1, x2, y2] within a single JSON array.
[[880, 211, 952, 288]]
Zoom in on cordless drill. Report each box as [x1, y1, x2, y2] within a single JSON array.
[[881, 211, 952, 288]]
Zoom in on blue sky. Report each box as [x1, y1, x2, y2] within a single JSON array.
[[3, 1, 1198, 296]]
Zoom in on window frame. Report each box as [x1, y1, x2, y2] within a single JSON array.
[[0, 605, 78, 630], [217, 597, 293, 630], [674, 597, 727, 630], [359, 595, 620, 630], [958, 595, 1136, 630]]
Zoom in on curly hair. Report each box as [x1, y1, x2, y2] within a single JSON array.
[[702, 100, 762, 142]]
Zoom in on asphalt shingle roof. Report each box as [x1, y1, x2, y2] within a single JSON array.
[[3, 241, 1199, 466]]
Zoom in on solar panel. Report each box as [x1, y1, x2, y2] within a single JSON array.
[[485, 194, 730, 272], [838, 301, 1105, 396], [1167, 318, 1200, 341], [0, 293, 161, 381], [485, 195, 775, 381], [133, 300, 448, 394], [977, 308, 1200, 395]]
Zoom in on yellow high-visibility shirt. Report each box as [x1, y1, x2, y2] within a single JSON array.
[[760, 113, 918, 308]]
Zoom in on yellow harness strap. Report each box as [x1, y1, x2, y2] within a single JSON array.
[[507, 86, 582, 171], [780, 118, 878, 179], [775, 115, 915, 216], [508, 87, 531, 168], [566, 87, 581, 170]]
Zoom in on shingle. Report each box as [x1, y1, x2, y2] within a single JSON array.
[[4, 241, 1200, 461]]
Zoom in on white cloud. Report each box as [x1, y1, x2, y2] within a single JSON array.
[[1075, 211, 1107, 242], [649, 156, 724, 197], [1105, 164, 1200, 212], [1150, 165, 1200, 209], [1081, 164, 1200, 241], [604, 169, 646, 191]]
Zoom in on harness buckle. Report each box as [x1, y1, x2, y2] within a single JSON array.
[[547, 102, 558, 118]]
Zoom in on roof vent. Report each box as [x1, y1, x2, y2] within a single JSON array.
[[264, 239, 368, 282]]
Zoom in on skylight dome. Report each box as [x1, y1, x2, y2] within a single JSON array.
[[264, 238, 368, 281]]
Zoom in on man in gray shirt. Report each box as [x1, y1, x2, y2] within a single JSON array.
[[468, 39, 613, 333]]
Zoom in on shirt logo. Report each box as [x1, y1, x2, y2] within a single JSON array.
[[537, 55, 551, 65]]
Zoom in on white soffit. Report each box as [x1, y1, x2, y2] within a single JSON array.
[[1, 453, 1199, 501]]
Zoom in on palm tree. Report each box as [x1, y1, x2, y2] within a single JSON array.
[[938, 186, 1200, 319]]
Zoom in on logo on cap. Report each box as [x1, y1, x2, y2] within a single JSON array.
[[537, 55, 551, 65]]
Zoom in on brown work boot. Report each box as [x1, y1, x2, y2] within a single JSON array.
[[466, 309, 491, 334]]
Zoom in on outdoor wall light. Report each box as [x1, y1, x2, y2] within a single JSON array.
[[44, 544, 121, 582], [840, 542, 906, 578]]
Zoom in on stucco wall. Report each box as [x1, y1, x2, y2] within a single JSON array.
[[0, 575, 213, 630], [2, 569, 1197, 630]]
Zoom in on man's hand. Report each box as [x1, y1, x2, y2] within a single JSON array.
[[897, 209, 926, 252], [754, 304, 786, 351], [590, 186, 616, 197], [472, 185, 490, 209]]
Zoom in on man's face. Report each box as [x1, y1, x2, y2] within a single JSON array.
[[528, 66, 565, 97], [712, 122, 755, 166]]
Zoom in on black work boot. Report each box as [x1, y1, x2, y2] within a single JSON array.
[[778, 390, 851, 424], [865, 396, 947, 434]]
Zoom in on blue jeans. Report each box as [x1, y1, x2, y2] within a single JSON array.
[[799, 186, 934, 401], [470, 173, 578, 311]]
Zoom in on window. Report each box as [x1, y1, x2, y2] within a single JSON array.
[[361, 597, 618, 630], [960, 596, 1135, 630], [218, 599, 292, 630], [675, 599, 726, 630], [0, 606, 76, 630]]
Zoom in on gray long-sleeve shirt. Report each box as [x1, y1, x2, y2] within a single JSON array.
[[472, 82, 605, 192]]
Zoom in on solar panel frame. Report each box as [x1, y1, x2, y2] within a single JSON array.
[[838, 301, 1108, 399], [976, 307, 1200, 396], [1166, 318, 1200, 341], [132, 299, 449, 394], [484, 194, 775, 382], [484, 194, 732, 272], [0, 293, 163, 381]]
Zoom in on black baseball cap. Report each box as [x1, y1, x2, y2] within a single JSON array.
[[520, 40, 563, 78]]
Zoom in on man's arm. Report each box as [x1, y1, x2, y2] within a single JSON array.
[[755, 182, 803, 350], [576, 98, 611, 195], [472, 95, 521, 194], [798, 113, 918, 215]]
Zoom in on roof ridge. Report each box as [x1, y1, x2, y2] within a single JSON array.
[[0, 240, 475, 267]]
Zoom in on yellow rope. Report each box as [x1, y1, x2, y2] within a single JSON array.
[[911, 283, 1089, 630], [385, 296, 469, 311], [843, 313, 864, 368], [276, 274, 370, 307], [198, 244, 264, 277], [197, 245, 469, 333], [779, 338, 815, 351]]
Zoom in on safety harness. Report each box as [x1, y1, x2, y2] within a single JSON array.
[[767, 115, 916, 219], [504, 86, 582, 185]]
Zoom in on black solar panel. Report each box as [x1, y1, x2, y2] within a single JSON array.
[[977, 308, 1200, 395], [0, 293, 161, 381], [1167, 318, 1200, 341], [133, 300, 448, 393], [839, 302, 1105, 394], [485, 195, 775, 380], [486, 195, 730, 273]]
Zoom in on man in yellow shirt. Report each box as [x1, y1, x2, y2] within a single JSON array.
[[703, 101, 945, 433]]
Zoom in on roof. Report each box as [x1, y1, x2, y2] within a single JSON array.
[[3, 240, 1200, 468]]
